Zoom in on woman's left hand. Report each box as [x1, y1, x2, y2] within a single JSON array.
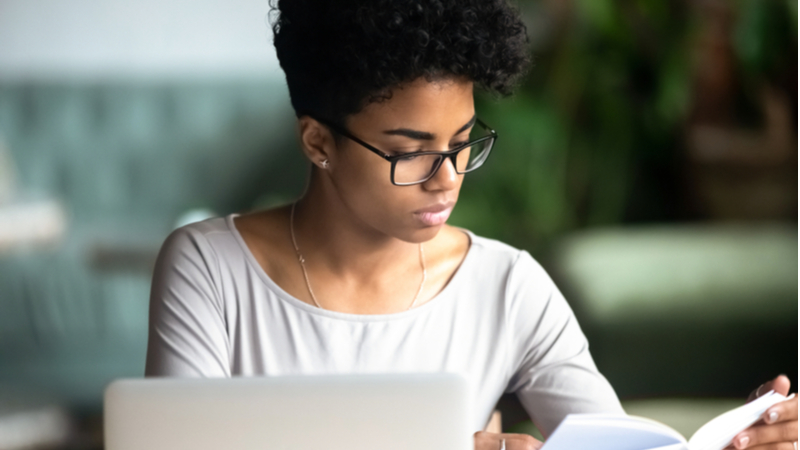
[[728, 375, 798, 450]]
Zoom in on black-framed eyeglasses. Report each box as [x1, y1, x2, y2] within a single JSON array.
[[315, 117, 498, 186]]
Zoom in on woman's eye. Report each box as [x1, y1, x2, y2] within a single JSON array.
[[393, 149, 424, 158], [399, 152, 423, 160]]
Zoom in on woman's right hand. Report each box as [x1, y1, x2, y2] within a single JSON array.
[[474, 431, 543, 450]]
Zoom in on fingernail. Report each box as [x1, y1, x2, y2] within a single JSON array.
[[767, 410, 779, 423], [737, 436, 750, 449]]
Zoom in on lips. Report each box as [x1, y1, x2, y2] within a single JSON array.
[[414, 201, 455, 227]]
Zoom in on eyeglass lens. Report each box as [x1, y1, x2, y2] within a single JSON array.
[[394, 138, 493, 184]]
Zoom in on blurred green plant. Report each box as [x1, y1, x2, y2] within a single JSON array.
[[450, 0, 797, 252]]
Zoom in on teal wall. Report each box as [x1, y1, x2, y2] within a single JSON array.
[[0, 81, 302, 221], [0, 80, 305, 408]]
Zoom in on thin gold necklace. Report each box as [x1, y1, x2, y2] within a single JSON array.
[[289, 202, 427, 310]]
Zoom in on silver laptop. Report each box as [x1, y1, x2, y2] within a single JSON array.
[[104, 373, 472, 450]]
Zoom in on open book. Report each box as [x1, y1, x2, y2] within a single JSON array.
[[541, 391, 792, 450]]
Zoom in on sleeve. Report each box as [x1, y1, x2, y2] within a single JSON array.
[[144, 226, 231, 377], [504, 250, 623, 437]]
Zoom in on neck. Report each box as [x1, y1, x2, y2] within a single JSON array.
[[291, 172, 422, 283]]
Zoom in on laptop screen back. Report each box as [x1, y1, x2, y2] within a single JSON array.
[[104, 373, 472, 450]]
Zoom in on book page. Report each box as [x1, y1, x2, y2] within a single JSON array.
[[646, 445, 688, 450], [541, 414, 686, 450]]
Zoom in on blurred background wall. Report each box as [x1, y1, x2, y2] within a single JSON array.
[[0, 0, 796, 448], [0, 1, 303, 447]]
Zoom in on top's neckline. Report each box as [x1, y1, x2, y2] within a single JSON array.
[[224, 213, 476, 322]]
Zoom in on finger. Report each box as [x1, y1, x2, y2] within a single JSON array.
[[733, 421, 798, 449], [763, 395, 799, 424], [750, 383, 773, 402], [473, 432, 543, 450], [749, 375, 792, 402], [738, 443, 796, 450], [501, 434, 543, 450], [771, 375, 792, 396]]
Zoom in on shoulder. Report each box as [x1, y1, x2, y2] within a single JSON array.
[[150, 215, 247, 314], [464, 229, 523, 258], [167, 214, 234, 241], [160, 215, 233, 251], [155, 215, 242, 278], [455, 227, 542, 277]]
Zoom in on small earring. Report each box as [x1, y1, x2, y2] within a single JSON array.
[[320, 159, 329, 169]]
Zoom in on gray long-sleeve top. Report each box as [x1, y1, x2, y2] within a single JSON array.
[[145, 214, 623, 434]]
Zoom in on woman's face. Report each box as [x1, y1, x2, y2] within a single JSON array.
[[326, 76, 475, 243]]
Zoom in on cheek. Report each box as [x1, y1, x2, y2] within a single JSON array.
[[334, 147, 388, 195], [333, 149, 403, 212], [331, 150, 425, 230]]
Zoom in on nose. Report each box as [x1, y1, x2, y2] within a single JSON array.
[[422, 154, 459, 191]]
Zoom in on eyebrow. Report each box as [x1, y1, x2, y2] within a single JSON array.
[[382, 115, 477, 141]]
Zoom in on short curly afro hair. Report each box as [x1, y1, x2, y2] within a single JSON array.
[[270, 0, 530, 126]]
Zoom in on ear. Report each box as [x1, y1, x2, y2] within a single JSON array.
[[297, 116, 336, 170]]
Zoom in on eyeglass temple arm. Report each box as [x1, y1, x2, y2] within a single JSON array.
[[316, 117, 393, 160], [476, 118, 496, 137]]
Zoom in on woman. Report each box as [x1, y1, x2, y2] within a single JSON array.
[[145, 1, 797, 449]]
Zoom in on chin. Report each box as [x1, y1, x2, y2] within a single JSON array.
[[398, 223, 443, 244]]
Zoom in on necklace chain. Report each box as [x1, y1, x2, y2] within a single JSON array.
[[289, 202, 427, 310]]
